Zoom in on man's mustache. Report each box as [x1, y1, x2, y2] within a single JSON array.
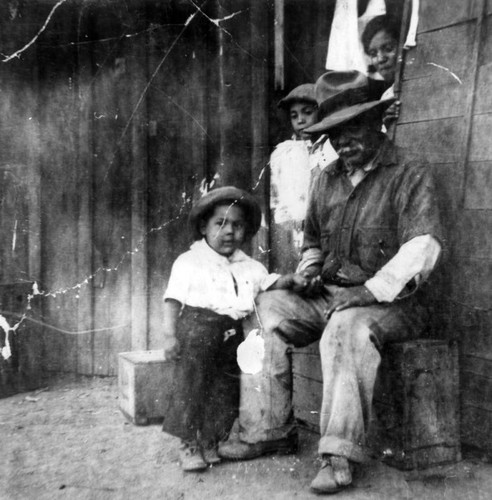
[[336, 144, 363, 156]]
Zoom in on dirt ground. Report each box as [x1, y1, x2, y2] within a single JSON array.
[[1, 375, 491, 500]]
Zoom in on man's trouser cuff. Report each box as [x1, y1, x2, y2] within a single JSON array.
[[318, 435, 370, 463], [239, 422, 297, 444]]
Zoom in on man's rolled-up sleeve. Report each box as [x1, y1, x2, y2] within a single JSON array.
[[365, 234, 442, 302]]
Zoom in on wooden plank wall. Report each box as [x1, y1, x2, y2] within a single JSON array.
[[0, 1, 50, 377], [145, 0, 275, 347], [395, 0, 492, 454], [146, 3, 211, 350], [2, 0, 491, 457], [0, 0, 275, 376]]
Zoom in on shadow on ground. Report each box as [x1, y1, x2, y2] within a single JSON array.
[[1, 375, 491, 499]]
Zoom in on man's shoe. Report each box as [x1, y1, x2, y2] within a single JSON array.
[[203, 447, 222, 465], [310, 455, 351, 494], [218, 435, 298, 460], [179, 444, 208, 472], [330, 455, 352, 486]]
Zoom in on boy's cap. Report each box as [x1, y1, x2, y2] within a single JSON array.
[[304, 70, 395, 134], [189, 186, 262, 240], [277, 83, 317, 110]]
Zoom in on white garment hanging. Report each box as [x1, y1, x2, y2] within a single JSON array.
[[404, 0, 420, 48], [325, 0, 386, 72]]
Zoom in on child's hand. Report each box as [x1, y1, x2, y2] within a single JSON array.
[[163, 334, 180, 361], [273, 273, 308, 291], [383, 101, 401, 128], [290, 273, 310, 293]]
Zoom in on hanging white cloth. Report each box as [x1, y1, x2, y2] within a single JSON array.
[[325, 0, 386, 72], [404, 0, 420, 48]]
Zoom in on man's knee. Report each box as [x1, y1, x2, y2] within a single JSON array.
[[320, 308, 375, 353], [255, 290, 298, 334]]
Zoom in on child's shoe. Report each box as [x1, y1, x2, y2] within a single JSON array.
[[203, 447, 222, 465], [179, 442, 208, 472]]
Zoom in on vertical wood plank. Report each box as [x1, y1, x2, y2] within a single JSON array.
[[37, 5, 81, 373], [146, 5, 207, 349], [274, 0, 285, 90], [459, 0, 486, 207], [212, 0, 253, 189], [75, 5, 95, 375], [129, 32, 149, 352], [90, 8, 133, 375], [250, 0, 270, 266]]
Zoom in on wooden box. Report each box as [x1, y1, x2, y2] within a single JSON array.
[[373, 339, 461, 470], [292, 339, 461, 470], [292, 342, 323, 428], [118, 350, 174, 425]]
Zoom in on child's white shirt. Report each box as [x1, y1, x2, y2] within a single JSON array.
[[164, 239, 280, 320], [270, 135, 337, 224]]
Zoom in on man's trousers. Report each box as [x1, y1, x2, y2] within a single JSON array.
[[239, 288, 428, 462]]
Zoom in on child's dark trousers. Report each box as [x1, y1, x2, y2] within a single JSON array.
[[162, 306, 242, 447]]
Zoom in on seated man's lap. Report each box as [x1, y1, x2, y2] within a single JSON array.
[[255, 289, 329, 348], [253, 289, 428, 349], [323, 297, 429, 352]]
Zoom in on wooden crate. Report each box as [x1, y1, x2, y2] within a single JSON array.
[[118, 350, 174, 425], [292, 339, 461, 470], [292, 342, 322, 428], [374, 339, 461, 470]]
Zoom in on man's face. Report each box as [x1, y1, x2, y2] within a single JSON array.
[[289, 101, 318, 140], [328, 116, 381, 170]]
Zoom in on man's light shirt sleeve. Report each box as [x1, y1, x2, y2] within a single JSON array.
[[365, 234, 441, 302]]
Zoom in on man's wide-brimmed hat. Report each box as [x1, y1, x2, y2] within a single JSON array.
[[277, 83, 317, 110], [189, 186, 262, 240], [304, 70, 395, 134]]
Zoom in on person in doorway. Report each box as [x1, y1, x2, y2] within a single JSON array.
[[218, 71, 443, 494], [161, 186, 308, 472], [362, 14, 401, 129], [270, 83, 337, 273]]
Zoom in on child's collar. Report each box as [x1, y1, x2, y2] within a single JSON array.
[[192, 238, 247, 263]]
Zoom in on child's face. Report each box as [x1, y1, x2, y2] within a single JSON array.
[[200, 203, 247, 257], [368, 30, 398, 83], [289, 102, 318, 139]]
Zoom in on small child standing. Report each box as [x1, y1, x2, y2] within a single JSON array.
[[161, 186, 307, 472], [270, 83, 338, 273]]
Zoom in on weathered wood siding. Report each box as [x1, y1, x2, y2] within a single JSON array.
[[0, 0, 274, 376], [395, 0, 492, 454]]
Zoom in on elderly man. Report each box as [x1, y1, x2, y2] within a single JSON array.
[[218, 70, 443, 494]]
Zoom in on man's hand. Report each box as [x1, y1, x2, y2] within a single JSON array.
[[300, 274, 325, 297], [163, 334, 180, 361], [323, 285, 377, 319]]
